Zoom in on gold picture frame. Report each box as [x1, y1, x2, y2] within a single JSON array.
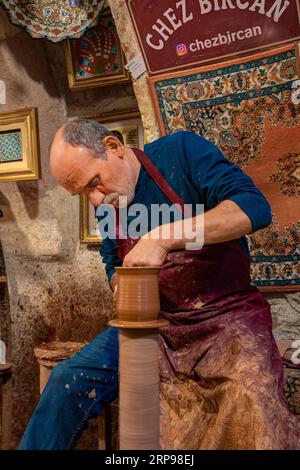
[[80, 193, 101, 244], [65, 13, 130, 91], [80, 110, 144, 244], [0, 107, 40, 182]]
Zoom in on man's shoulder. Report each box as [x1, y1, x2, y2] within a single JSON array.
[[142, 132, 192, 176], [145, 131, 195, 149], [144, 132, 184, 160], [144, 131, 211, 154]]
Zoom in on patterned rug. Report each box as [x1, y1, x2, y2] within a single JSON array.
[[0, 0, 105, 42], [150, 45, 300, 291]]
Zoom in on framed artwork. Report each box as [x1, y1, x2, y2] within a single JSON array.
[[80, 193, 101, 244], [0, 107, 40, 182], [65, 13, 130, 90], [80, 110, 144, 244], [92, 110, 144, 148]]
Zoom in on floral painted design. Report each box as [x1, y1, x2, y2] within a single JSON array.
[[269, 153, 300, 197], [1, 0, 105, 42]]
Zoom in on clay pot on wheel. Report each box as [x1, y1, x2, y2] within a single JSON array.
[[115, 267, 161, 324]]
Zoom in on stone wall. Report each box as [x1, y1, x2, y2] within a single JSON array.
[[0, 7, 137, 447]]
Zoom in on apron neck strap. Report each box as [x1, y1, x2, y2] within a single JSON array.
[[132, 147, 187, 213]]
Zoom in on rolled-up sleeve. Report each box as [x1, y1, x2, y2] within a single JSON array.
[[183, 132, 272, 232]]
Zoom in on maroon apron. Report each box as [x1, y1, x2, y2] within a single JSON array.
[[116, 148, 269, 327], [114, 148, 300, 450]]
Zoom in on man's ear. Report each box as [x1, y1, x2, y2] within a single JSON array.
[[102, 135, 124, 158]]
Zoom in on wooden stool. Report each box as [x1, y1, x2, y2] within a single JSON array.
[[33, 341, 117, 450], [0, 363, 12, 450], [34, 341, 87, 394]]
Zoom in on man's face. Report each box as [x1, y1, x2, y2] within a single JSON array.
[[50, 130, 136, 208]]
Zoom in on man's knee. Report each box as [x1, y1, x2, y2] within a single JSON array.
[[48, 356, 118, 390]]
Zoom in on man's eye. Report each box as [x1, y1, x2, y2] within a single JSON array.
[[87, 176, 100, 188]]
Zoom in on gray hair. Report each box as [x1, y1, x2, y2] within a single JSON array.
[[62, 119, 114, 159]]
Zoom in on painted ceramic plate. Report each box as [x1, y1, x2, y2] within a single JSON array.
[[74, 16, 121, 79], [1, 0, 105, 42]]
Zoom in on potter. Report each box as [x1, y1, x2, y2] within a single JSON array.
[[19, 119, 300, 450]]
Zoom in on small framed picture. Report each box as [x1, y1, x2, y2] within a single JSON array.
[[80, 193, 102, 244], [65, 13, 130, 91], [80, 110, 144, 244], [92, 110, 144, 148], [0, 107, 40, 182]]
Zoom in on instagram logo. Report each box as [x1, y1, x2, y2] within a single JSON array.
[[176, 43, 188, 57]]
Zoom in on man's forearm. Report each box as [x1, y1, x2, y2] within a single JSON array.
[[201, 199, 252, 245], [146, 200, 253, 251]]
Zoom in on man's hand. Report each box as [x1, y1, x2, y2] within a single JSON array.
[[110, 272, 118, 303], [110, 272, 118, 291], [123, 238, 170, 267]]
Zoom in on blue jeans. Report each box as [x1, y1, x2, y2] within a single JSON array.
[[19, 327, 119, 450]]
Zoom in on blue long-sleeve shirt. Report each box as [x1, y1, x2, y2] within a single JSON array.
[[99, 131, 272, 284]]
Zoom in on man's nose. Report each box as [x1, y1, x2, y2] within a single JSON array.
[[87, 190, 105, 208]]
